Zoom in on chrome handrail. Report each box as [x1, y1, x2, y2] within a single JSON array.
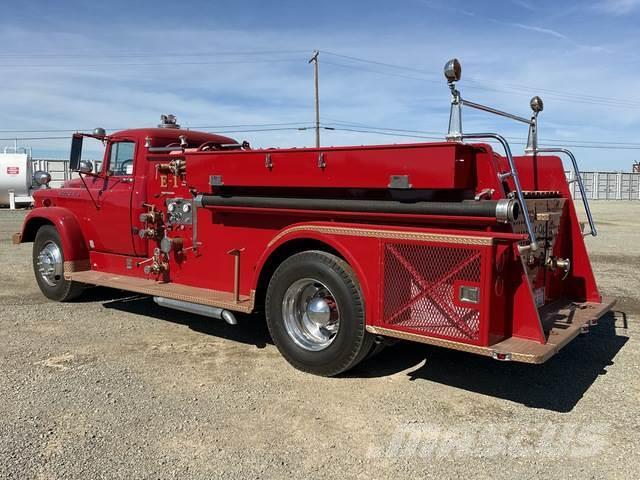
[[534, 147, 597, 237], [462, 132, 538, 251]]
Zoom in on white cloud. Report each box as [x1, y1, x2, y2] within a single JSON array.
[[594, 0, 640, 14], [508, 23, 567, 40], [0, 16, 638, 170], [510, 0, 536, 11]]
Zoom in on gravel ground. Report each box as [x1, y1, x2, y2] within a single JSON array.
[[0, 202, 638, 479]]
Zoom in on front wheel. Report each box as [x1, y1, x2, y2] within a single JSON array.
[[265, 250, 374, 376], [32, 225, 84, 302]]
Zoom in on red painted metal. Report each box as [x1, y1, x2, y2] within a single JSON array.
[[381, 242, 484, 343], [21, 207, 89, 261], [17, 124, 610, 361]]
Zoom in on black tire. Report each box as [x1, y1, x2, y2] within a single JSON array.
[[32, 225, 84, 302], [364, 341, 388, 361], [265, 250, 374, 376]]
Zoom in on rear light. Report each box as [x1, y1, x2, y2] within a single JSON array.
[[459, 285, 480, 304], [491, 351, 512, 361]]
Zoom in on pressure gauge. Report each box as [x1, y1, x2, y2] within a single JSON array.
[[165, 198, 193, 226]]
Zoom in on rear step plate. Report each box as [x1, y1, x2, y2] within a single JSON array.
[[367, 297, 616, 364]]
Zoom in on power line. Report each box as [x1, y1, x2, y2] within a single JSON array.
[[324, 125, 640, 150], [324, 126, 640, 150], [5, 125, 640, 151], [322, 59, 633, 109], [211, 127, 312, 134], [0, 49, 309, 58], [0, 136, 69, 141], [0, 126, 315, 141], [326, 119, 640, 147], [322, 51, 640, 109], [0, 46, 634, 107], [4, 119, 640, 151], [2, 114, 640, 150], [0, 121, 314, 134], [8, 58, 303, 68]]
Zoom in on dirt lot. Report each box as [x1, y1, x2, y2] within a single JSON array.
[[0, 202, 638, 479]]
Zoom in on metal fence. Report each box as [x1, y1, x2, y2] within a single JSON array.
[[565, 171, 640, 200]]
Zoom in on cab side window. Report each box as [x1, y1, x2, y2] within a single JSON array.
[[108, 141, 135, 176]]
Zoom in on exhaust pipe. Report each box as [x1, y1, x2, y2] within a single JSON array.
[[152, 297, 237, 325]]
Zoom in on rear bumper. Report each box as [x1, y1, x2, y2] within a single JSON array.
[[367, 296, 616, 364]]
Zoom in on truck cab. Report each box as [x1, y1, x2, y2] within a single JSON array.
[[26, 116, 239, 260]]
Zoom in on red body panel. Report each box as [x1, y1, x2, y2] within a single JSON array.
[[186, 142, 475, 192]]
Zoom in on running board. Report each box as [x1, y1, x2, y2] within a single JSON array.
[[65, 270, 255, 313], [367, 297, 616, 364]]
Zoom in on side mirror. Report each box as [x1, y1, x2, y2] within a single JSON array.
[[70, 135, 83, 171], [79, 160, 93, 174]]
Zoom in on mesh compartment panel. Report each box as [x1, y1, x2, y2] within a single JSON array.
[[382, 242, 482, 341]]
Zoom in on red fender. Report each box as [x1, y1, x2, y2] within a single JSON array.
[[19, 207, 89, 261], [254, 223, 373, 318]]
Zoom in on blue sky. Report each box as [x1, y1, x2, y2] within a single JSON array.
[[0, 0, 639, 170]]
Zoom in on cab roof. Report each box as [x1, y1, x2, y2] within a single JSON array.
[[109, 128, 238, 147]]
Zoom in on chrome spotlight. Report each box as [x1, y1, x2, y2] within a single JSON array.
[[530, 96, 544, 113], [78, 160, 93, 174], [444, 58, 462, 83]]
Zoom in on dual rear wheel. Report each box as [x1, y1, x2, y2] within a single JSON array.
[[265, 250, 375, 376]]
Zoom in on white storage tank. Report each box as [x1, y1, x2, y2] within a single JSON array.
[[0, 152, 32, 206]]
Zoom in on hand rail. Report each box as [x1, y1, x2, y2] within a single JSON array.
[[462, 133, 538, 251], [535, 147, 597, 237]]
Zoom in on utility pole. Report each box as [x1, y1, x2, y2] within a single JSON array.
[[309, 50, 320, 148]]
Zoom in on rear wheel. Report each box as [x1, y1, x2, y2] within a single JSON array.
[[33, 225, 84, 302], [265, 250, 374, 376]]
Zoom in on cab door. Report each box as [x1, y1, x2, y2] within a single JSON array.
[[87, 140, 137, 256]]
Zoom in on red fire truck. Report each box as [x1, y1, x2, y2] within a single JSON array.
[[14, 59, 614, 376]]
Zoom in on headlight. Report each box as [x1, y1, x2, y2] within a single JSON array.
[[33, 171, 51, 186]]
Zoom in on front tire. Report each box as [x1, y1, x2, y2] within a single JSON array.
[[265, 250, 374, 376], [33, 225, 84, 302]]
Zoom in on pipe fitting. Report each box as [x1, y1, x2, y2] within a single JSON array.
[[495, 199, 520, 223]]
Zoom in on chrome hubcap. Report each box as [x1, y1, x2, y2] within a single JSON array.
[[282, 278, 340, 351], [36, 241, 63, 287]]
